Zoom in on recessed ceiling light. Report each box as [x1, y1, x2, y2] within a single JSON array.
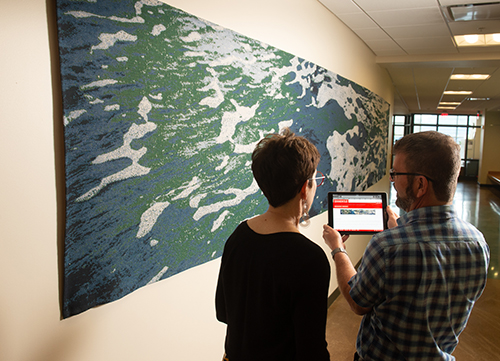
[[455, 34, 484, 45], [443, 90, 473, 95], [486, 33, 500, 44], [439, 102, 461, 105], [437, 106, 457, 109], [450, 74, 490, 80], [465, 34, 479, 43], [455, 33, 500, 47]]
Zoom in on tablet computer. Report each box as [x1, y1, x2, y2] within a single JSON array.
[[328, 192, 388, 234]]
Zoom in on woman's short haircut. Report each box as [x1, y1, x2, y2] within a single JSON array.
[[251, 128, 320, 208], [393, 131, 461, 202]]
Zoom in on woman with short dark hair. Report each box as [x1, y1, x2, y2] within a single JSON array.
[[216, 129, 330, 361]]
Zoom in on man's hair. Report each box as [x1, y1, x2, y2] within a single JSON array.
[[251, 128, 320, 208], [393, 131, 461, 202]]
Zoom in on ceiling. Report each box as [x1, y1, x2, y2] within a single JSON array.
[[318, 0, 500, 115]]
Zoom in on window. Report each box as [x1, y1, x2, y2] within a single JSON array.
[[414, 125, 437, 132], [437, 126, 467, 159], [393, 115, 406, 145], [394, 115, 405, 125], [438, 115, 468, 126], [414, 114, 437, 125], [392, 113, 482, 178]]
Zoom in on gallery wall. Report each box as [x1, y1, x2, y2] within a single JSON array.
[[478, 111, 500, 184], [0, 0, 393, 360]]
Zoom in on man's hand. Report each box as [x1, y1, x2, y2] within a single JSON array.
[[386, 206, 399, 229]]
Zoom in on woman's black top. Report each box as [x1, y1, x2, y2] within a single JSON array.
[[215, 221, 331, 361]]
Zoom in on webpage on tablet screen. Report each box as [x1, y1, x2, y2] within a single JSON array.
[[331, 194, 384, 233]]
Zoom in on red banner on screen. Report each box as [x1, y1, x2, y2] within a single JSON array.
[[332, 200, 382, 209]]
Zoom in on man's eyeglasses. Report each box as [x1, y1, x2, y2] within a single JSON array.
[[309, 171, 325, 187], [389, 169, 434, 183]]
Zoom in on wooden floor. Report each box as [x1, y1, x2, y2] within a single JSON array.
[[326, 180, 500, 360]]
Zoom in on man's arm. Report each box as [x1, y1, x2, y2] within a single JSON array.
[[323, 225, 371, 315]]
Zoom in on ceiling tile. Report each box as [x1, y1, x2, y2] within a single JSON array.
[[414, 68, 452, 93], [374, 48, 408, 56], [386, 67, 415, 88], [397, 37, 456, 50], [336, 12, 378, 29], [453, 67, 498, 75], [355, 0, 437, 12], [368, 8, 444, 27], [385, 24, 450, 39], [448, 20, 500, 36], [458, 46, 500, 54], [353, 27, 391, 41], [364, 38, 403, 51], [405, 47, 459, 55], [318, 0, 362, 15], [446, 80, 479, 92]]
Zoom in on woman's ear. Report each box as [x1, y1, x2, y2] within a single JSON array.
[[300, 180, 309, 198]]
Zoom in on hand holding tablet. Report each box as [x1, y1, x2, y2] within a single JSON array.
[[327, 192, 388, 234]]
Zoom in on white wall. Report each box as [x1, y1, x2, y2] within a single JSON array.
[[0, 0, 393, 360], [478, 110, 500, 184]]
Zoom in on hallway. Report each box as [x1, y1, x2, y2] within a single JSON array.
[[326, 180, 500, 360]]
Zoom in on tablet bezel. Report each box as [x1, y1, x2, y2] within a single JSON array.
[[327, 191, 388, 235]]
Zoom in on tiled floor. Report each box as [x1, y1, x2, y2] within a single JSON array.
[[326, 180, 500, 360]]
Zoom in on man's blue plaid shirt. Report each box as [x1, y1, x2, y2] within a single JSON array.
[[349, 205, 490, 361]]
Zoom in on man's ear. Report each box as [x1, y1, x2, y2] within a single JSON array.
[[415, 176, 429, 198]]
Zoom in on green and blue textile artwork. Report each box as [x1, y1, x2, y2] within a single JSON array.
[[56, 0, 389, 317]]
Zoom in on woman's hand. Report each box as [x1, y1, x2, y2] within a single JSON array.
[[322, 224, 349, 251]]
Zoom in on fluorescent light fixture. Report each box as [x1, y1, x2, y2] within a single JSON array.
[[443, 90, 473, 95], [455, 33, 500, 47], [465, 34, 479, 43], [486, 33, 500, 44], [439, 102, 461, 105], [450, 74, 490, 80], [468, 97, 490, 101], [437, 106, 457, 110], [455, 34, 485, 46]]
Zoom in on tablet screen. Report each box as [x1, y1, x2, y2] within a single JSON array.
[[328, 192, 387, 234]]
